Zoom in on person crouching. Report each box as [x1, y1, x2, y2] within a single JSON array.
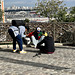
[[37, 31, 55, 54]]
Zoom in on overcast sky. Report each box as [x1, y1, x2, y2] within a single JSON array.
[[4, 0, 75, 8]]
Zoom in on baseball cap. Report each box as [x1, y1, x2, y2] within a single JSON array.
[[37, 27, 41, 32]]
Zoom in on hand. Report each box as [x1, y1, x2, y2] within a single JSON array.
[[26, 34, 28, 36]]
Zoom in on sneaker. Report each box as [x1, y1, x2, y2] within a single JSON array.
[[13, 49, 17, 53], [34, 44, 37, 48], [19, 50, 27, 54]]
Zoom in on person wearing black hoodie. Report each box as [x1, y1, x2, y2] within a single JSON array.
[[37, 31, 55, 54]]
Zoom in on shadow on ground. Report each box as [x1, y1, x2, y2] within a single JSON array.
[[55, 46, 75, 50], [0, 56, 70, 71], [26, 50, 39, 53], [0, 49, 12, 52], [0, 48, 39, 53]]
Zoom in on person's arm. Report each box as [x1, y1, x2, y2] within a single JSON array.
[[27, 32, 34, 37], [21, 31, 26, 37], [19, 26, 26, 38]]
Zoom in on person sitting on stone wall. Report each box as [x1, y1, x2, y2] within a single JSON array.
[[27, 27, 43, 48], [35, 31, 55, 56]]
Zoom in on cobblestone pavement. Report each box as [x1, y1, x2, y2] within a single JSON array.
[[0, 45, 75, 75]]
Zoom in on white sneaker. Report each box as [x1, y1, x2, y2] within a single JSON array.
[[13, 49, 17, 53], [19, 50, 27, 54], [34, 45, 37, 48]]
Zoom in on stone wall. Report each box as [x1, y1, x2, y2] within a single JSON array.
[[0, 22, 75, 44], [28, 22, 75, 43]]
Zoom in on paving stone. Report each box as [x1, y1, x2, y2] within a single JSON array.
[[0, 46, 75, 75]]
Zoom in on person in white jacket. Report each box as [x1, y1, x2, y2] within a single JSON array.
[[8, 22, 29, 54], [18, 25, 30, 45]]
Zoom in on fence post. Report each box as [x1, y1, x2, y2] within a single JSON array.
[[73, 30, 75, 45], [73, 22, 75, 45], [54, 24, 55, 41]]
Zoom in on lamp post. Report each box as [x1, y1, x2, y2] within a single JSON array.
[[1, 0, 5, 23]]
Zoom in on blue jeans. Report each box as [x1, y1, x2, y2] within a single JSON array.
[[8, 29, 23, 51]]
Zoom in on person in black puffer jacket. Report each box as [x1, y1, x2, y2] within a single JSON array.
[[37, 31, 55, 54]]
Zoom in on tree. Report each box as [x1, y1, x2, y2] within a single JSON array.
[[69, 6, 75, 22], [0, 9, 3, 22], [24, 18, 30, 24], [56, 6, 67, 22], [70, 6, 75, 14], [35, 0, 67, 22], [65, 6, 75, 22]]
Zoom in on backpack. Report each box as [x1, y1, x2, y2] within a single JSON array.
[[12, 20, 25, 27]]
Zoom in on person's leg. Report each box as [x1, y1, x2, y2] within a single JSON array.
[[22, 37, 31, 45], [38, 36, 45, 43], [16, 34, 23, 51], [22, 37, 27, 45], [25, 37, 31, 45], [13, 38, 16, 50], [39, 46, 47, 53], [16, 35, 27, 53], [8, 29, 17, 52], [16, 34, 27, 53], [12, 37, 18, 52], [31, 36, 38, 48]]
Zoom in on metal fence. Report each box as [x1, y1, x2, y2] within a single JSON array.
[[0, 22, 75, 45]]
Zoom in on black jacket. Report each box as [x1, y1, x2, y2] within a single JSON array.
[[37, 36, 55, 52]]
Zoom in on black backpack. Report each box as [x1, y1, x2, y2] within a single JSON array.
[[12, 20, 25, 27]]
